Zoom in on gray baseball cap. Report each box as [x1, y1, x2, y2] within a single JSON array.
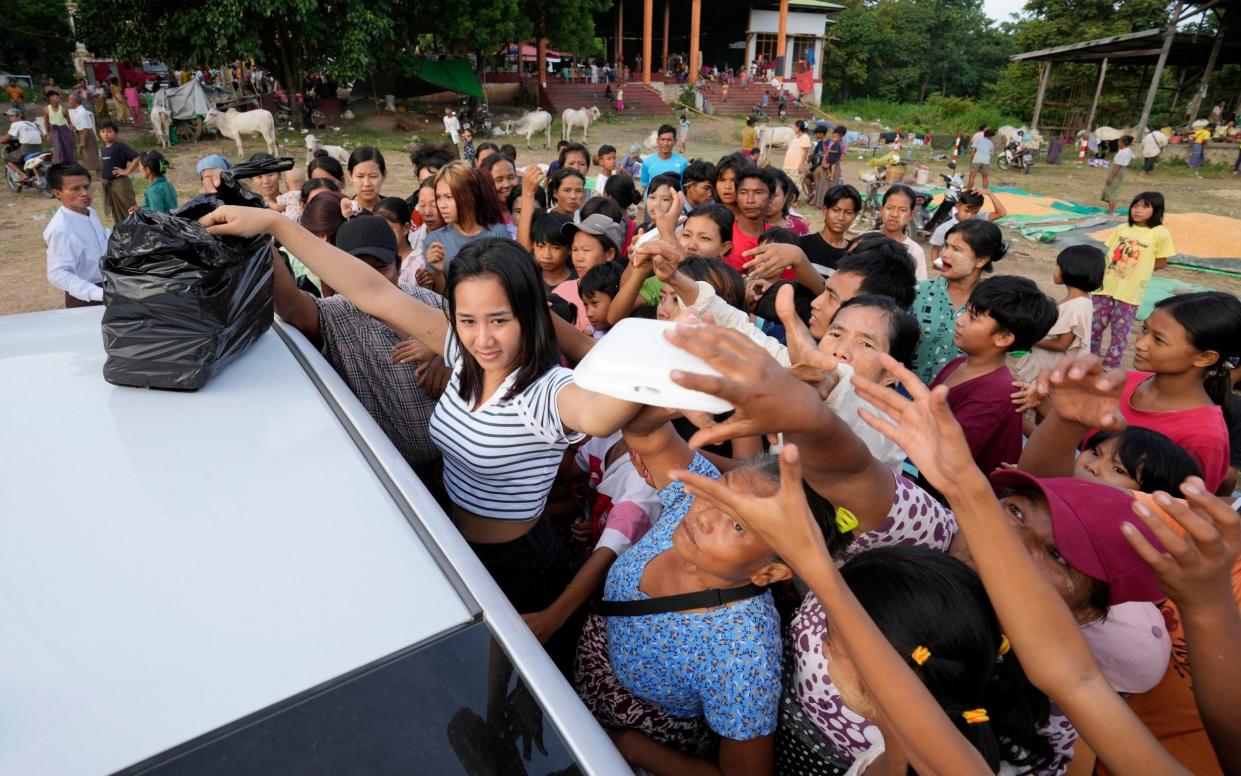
[[562, 213, 625, 249]]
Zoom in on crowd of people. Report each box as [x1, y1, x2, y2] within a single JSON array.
[[33, 109, 1241, 775]]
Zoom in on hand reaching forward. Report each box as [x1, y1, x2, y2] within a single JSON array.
[[1034, 353, 1127, 431], [1124, 477, 1241, 614], [675, 443, 829, 576], [665, 322, 825, 448], [851, 351, 978, 495], [776, 283, 840, 398]]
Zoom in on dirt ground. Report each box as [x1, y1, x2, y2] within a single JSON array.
[[3, 107, 1239, 317]]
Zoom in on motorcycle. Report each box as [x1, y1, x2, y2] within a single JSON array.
[[997, 140, 1034, 173], [4, 139, 53, 197], [920, 167, 965, 237]]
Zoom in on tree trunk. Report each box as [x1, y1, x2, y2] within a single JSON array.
[[269, 19, 302, 130], [917, 74, 930, 103]]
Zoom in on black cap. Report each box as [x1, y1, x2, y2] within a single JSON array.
[[335, 214, 397, 264]]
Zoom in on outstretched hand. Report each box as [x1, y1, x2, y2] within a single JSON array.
[[851, 351, 978, 494], [776, 284, 840, 398], [675, 444, 829, 574], [1034, 353, 1127, 431], [665, 322, 824, 448], [1124, 477, 1241, 613], [198, 204, 280, 238]]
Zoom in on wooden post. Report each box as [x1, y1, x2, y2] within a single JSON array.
[[689, 0, 702, 83], [1185, 26, 1225, 121], [1030, 60, 1051, 134], [776, 0, 788, 82], [662, 0, 670, 73], [616, 0, 624, 66], [538, 38, 547, 89], [1136, 0, 1183, 141], [643, 0, 653, 85], [1086, 58, 1108, 131]]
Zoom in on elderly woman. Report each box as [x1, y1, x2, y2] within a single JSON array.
[[576, 399, 838, 775]]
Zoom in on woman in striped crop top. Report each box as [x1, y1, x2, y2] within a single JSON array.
[[198, 206, 642, 656]]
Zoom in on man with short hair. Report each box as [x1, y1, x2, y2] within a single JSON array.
[[66, 94, 101, 178], [43, 162, 108, 307], [195, 154, 231, 194], [639, 124, 688, 189], [680, 159, 716, 213], [723, 165, 772, 272], [965, 128, 995, 190]]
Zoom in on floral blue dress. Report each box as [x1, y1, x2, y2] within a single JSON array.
[[603, 454, 782, 740]]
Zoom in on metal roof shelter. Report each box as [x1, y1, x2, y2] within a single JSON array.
[[1012, 0, 1238, 137]]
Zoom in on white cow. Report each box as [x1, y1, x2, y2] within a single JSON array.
[[305, 133, 349, 166], [562, 106, 602, 142], [149, 106, 172, 150], [756, 125, 796, 162], [504, 110, 554, 149], [205, 108, 278, 158]]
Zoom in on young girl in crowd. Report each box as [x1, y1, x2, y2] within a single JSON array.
[[200, 206, 643, 666], [425, 162, 510, 270], [399, 178, 445, 290], [480, 153, 519, 236], [308, 153, 345, 189], [374, 196, 414, 270], [530, 211, 574, 293], [248, 152, 283, 210], [911, 219, 1006, 383], [1109, 291, 1240, 493], [347, 147, 385, 213], [765, 168, 810, 236], [547, 167, 588, 219], [713, 152, 747, 218], [1092, 191, 1174, 369], [1016, 245, 1105, 384], [138, 150, 177, 213], [559, 142, 591, 182], [867, 184, 927, 280]]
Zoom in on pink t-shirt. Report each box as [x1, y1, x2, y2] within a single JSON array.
[[1116, 371, 1229, 492], [574, 432, 660, 557], [553, 277, 594, 335], [930, 357, 1023, 476]]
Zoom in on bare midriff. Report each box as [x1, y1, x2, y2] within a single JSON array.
[[452, 504, 541, 544]]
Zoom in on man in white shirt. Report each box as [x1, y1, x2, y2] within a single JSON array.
[[2, 107, 43, 183], [442, 109, 460, 157], [43, 163, 109, 307], [66, 93, 101, 177]]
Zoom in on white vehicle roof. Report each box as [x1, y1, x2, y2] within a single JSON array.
[[0, 308, 628, 775]]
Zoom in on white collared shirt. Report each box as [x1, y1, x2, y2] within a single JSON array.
[[44, 206, 109, 302], [68, 105, 95, 131]]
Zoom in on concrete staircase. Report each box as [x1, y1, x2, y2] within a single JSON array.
[[540, 82, 672, 118], [698, 81, 815, 119]]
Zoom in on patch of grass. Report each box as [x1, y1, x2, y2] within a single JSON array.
[[822, 97, 1023, 137]]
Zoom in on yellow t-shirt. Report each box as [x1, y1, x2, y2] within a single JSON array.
[[5, 84, 22, 102], [1191, 128, 1211, 144], [740, 125, 757, 150], [1099, 224, 1175, 306]]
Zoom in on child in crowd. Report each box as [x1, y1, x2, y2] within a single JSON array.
[[557, 212, 623, 333], [137, 150, 176, 213], [1016, 245, 1105, 384], [460, 128, 475, 165], [546, 139, 570, 173], [97, 119, 139, 225], [928, 188, 1008, 262], [531, 211, 574, 293], [594, 144, 618, 195], [1102, 134, 1134, 214], [1092, 191, 1174, 370], [374, 196, 415, 271], [680, 159, 716, 210], [928, 275, 1057, 476], [580, 260, 624, 336], [277, 165, 306, 221]]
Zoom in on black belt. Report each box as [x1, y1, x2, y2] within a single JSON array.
[[594, 583, 767, 617]]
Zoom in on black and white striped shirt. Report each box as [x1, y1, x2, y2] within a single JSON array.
[[429, 333, 583, 520]]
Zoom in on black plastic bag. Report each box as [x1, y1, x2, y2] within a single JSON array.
[[100, 156, 293, 391]]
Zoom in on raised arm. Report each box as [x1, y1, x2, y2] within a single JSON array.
[[852, 353, 1190, 776], [1017, 354, 1127, 478], [271, 251, 321, 346], [675, 445, 991, 776], [741, 242, 825, 295], [665, 324, 895, 532], [608, 239, 655, 325], [980, 189, 1007, 221], [557, 383, 642, 439], [201, 206, 450, 354], [516, 165, 542, 251]]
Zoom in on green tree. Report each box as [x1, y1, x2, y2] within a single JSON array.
[[4, 0, 75, 82]]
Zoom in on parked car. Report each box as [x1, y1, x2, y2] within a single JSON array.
[[0, 307, 629, 776]]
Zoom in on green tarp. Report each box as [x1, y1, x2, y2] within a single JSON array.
[[356, 60, 483, 100]]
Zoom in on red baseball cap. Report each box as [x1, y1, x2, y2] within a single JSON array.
[[989, 470, 1166, 606]]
